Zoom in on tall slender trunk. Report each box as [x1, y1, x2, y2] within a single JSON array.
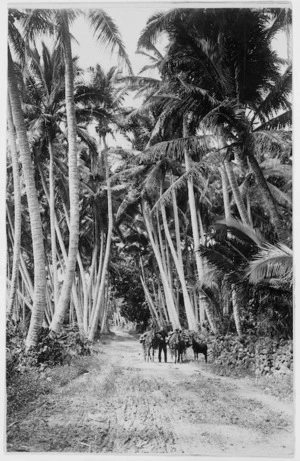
[[171, 181, 183, 267], [247, 152, 282, 236], [50, 13, 79, 334], [143, 201, 180, 329], [220, 162, 243, 335], [38, 164, 84, 333], [161, 202, 197, 330], [48, 140, 59, 306], [232, 285, 242, 336], [8, 46, 46, 348], [219, 165, 231, 221], [140, 275, 160, 325], [88, 151, 113, 341], [7, 100, 22, 316], [224, 159, 250, 226], [62, 202, 88, 333], [85, 245, 98, 331], [183, 116, 218, 334]]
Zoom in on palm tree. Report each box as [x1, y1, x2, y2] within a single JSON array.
[[20, 42, 68, 307], [138, 8, 292, 240], [14, 7, 132, 335], [8, 46, 47, 348], [6, 101, 22, 317]]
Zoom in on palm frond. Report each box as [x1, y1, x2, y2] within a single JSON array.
[[136, 41, 164, 61], [216, 218, 265, 248], [138, 135, 218, 164], [76, 126, 98, 155], [249, 130, 292, 158], [252, 66, 292, 123], [21, 9, 56, 41], [266, 181, 292, 207], [247, 242, 293, 286], [255, 110, 292, 131], [86, 9, 133, 75], [137, 9, 188, 51]]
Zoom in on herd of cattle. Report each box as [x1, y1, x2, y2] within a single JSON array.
[[139, 328, 208, 364]]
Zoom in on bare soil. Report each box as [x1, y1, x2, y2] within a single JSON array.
[[7, 328, 294, 455]]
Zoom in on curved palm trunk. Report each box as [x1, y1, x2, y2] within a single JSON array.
[[247, 152, 282, 237], [231, 285, 242, 336], [183, 117, 218, 334], [219, 165, 232, 316], [142, 201, 180, 330], [7, 100, 22, 317], [219, 165, 231, 221], [8, 47, 46, 348], [140, 258, 161, 326], [224, 159, 250, 226], [88, 151, 113, 341], [50, 13, 79, 335], [48, 141, 59, 306], [161, 203, 197, 330], [220, 162, 243, 335], [140, 275, 161, 325]]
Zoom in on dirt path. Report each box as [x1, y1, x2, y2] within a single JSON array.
[[7, 329, 294, 455]]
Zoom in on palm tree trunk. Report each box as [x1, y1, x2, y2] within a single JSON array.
[[85, 245, 98, 331], [247, 152, 282, 236], [231, 285, 242, 336], [62, 202, 88, 333], [7, 100, 22, 317], [219, 165, 231, 221], [161, 202, 197, 330], [224, 159, 250, 226], [8, 46, 46, 348], [88, 151, 113, 341], [50, 13, 79, 335], [143, 200, 180, 329], [183, 116, 218, 334], [48, 141, 59, 306], [171, 181, 183, 267], [140, 275, 160, 325], [220, 163, 243, 335], [6, 218, 34, 303]]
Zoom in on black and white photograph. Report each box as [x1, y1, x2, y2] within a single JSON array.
[[3, 0, 296, 457]]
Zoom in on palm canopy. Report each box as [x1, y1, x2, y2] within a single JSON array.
[[136, 8, 291, 138], [10, 8, 132, 76]]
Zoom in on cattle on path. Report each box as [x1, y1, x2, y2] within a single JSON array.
[[139, 329, 168, 362], [168, 330, 186, 364]]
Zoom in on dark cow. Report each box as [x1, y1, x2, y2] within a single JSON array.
[[168, 330, 186, 363], [139, 329, 168, 362], [190, 333, 208, 362]]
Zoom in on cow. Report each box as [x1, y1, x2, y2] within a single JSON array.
[[190, 332, 208, 362], [168, 329, 186, 363], [139, 329, 168, 362]]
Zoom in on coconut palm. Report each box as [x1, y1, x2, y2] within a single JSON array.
[[8, 47, 47, 348], [11, 7, 132, 335], [138, 8, 292, 240], [6, 101, 22, 317]]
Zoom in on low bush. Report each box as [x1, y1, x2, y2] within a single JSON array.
[[7, 323, 92, 384]]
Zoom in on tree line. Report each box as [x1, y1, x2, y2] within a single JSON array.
[[6, 7, 293, 349]]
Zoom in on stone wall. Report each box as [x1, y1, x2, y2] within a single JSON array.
[[207, 334, 293, 377]]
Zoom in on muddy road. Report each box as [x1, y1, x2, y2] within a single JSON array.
[[7, 329, 294, 455]]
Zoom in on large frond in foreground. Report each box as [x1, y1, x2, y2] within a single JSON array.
[[247, 243, 293, 287]]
